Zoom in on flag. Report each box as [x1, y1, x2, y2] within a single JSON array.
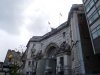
[[60, 13, 62, 16], [48, 21, 50, 25]]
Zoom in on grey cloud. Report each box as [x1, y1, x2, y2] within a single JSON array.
[[27, 11, 49, 36], [0, 0, 33, 34]]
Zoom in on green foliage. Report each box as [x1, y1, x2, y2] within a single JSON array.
[[9, 64, 20, 75]]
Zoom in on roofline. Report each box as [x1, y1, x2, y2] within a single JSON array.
[[26, 4, 84, 47], [27, 21, 69, 44]]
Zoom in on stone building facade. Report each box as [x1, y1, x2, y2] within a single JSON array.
[[69, 4, 85, 74], [4, 49, 22, 74], [22, 21, 72, 75], [22, 4, 99, 75], [4, 49, 22, 66], [0, 62, 9, 75]]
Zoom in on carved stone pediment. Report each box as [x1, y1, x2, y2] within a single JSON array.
[[35, 50, 43, 59], [56, 42, 71, 55]]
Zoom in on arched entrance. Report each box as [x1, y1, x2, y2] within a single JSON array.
[[46, 46, 57, 58], [36, 43, 59, 75], [45, 43, 59, 58], [44, 43, 59, 75]]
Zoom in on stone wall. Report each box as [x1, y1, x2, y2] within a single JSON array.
[[23, 4, 88, 75], [23, 24, 71, 75], [70, 9, 85, 75]]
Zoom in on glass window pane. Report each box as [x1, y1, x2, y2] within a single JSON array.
[[94, 0, 98, 2], [99, 11, 100, 14], [83, 0, 87, 3], [87, 6, 96, 18], [97, 29, 100, 36], [89, 10, 98, 19], [92, 32, 98, 39], [92, 28, 97, 33], [85, 0, 91, 6], [97, 25, 100, 30], [86, 0, 94, 12], [96, 6, 100, 15], [89, 12, 99, 24], [89, 20, 92, 24], [96, 0, 100, 8], [90, 19, 100, 30], [85, 1, 94, 12]]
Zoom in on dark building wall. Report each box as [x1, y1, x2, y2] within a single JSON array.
[[77, 13, 100, 73], [93, 36, 100, 54], [82, 0, 100, 54]]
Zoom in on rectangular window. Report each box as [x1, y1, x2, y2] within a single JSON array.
[[89, 10, 98, 19], [84, 0, 91, 7], [32, 61, 34, 67], [97, 6, 100, 15], [96, 0, 100, 8], [92, 31, 98, 39], [60, 57, 64, 67], [92, 25, 100, 39], [83, 0, 87, 3], [28, 61, 31, 66], [97, 29, 100, 36], [97, 25, 100, 36], [97, 25, 100, 30], [99, 10, 100, 15], [87, 6, 96, 18], [92, 28, 97, 33], [86, 0, 94, 12], [90, 19, 100, 30], [89, 11, 99, 24]]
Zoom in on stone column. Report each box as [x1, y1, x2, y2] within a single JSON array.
[[64, 55, 71, 75]]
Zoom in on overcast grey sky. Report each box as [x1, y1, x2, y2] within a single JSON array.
[[0, 0, 82, 62]]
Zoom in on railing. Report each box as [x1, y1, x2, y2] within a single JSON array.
[[56, 66, 72, 75]]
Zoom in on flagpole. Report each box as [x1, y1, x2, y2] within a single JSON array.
[[48, 21, 52, 31], [59, 13, 62, 26]]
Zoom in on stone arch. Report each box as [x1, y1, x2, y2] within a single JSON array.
[[45, 42, 59, 58]]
